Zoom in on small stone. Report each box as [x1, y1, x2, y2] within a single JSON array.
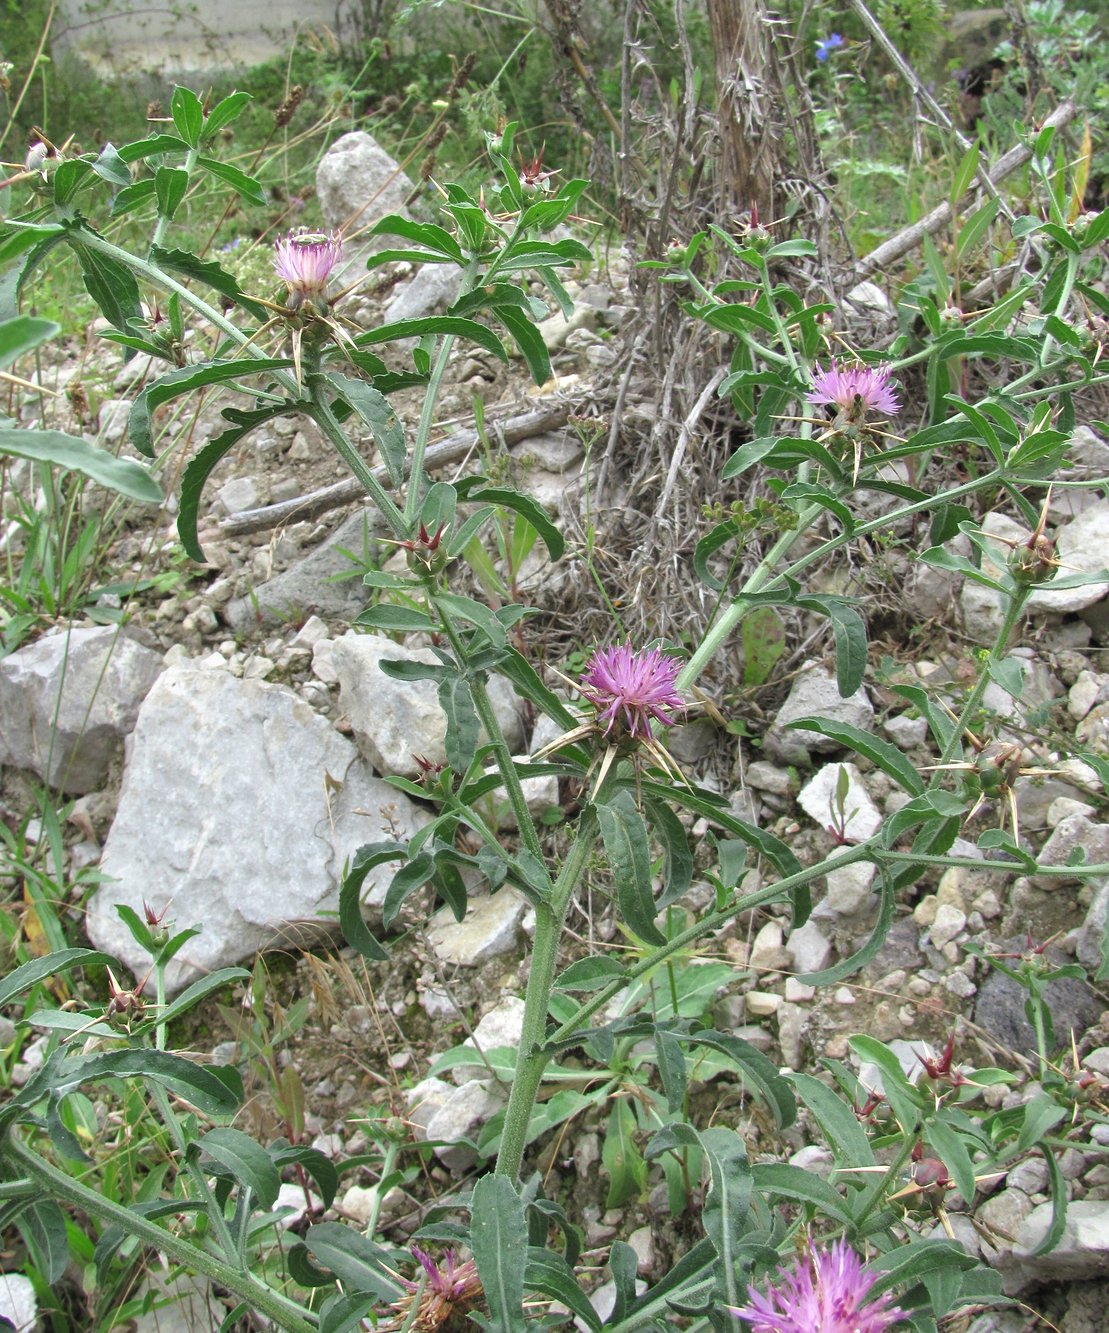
[[824, 862, 876, 915], [929, 903, 967, 950], [1084, 1047, 1109, 1077], [882, 713, 928, 748], [0, 1273, 36, 1333], [784, 977, 815, 1002], [749, 920, 786, 972], [834, 986, 856, 1005], [428, 891, 527, 968], [1006, 1158, 1048, 1194], [627, 1225, 655, 1275], [785, 919, 832, 974], [943, 970, 977, 999], [797, 763, 882, 842], [745, 990, 782, 1016]]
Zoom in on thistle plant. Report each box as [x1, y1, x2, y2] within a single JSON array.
[[0, 79, 1108, 1333]]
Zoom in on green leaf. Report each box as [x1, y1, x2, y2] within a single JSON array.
[[495, 238, 592, 271], [797, 596, 867, 696], [452, 479, 564, 561], [790, 1071, 874, 1165], [786, 716, 924, 795], [339, 842, 405, 961], [655, 1029, 688, 1114], [150, 244, 269, 320], [117, 133, 191, 162], [0, 314, 58, 369], [495, 305, 551, 385], [21, 1199, 69, 1284], [645, 797, 693, 906], [171, 86, 205, 146], [434, 591, 507, 648], [151, 968, 252, 1031], [154, 165, 189, 220], [698, 1126, 753, 1311], [439, 675, 480, 772], [109, 178, 158, 218], [203, 90, 252, 139], [1034, 1144, 1068, 1256], [300, 1223, 406, 1301], [553, 957, 627, 992], [849, 1035, 923, 1134], [193, 1126, 281, 1208], [197, 156, 266, 205], [603, 1099, 646, 1207], [355, 604, 437, 633], [358, 317, 507, 363], [0, 427, 162, 503], [130, 359, 292, 457], [325, 372, 406, 487], [67, 227, 144, 332], [950, 140, 980, 207], [470, 1176, 528, 1333], [369, 215, 464, 262], [741, 604, 786, 686], [751, 1162, 853, 1223], [271, 1141, 339, 1211], [318, 1294, 378, 1333], [926, 1113, 978, 1205], [683, 1032, 796, 1129], [798, 866, 895, 986], [42, 1048, 241, 1118], [178, 405, 290, 559], [525, 1249, 600, 1332], [91, 143, 133, 188], [596, 790, 665, 946]]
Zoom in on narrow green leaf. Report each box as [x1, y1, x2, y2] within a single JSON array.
[[339, 842, 406, 961], [741, 604, 786, 686], [950, 141, 980, 207], [203, 90, 252, 139], [655, 1029, 688, 1114], [301, 1222, 406, 1300], [0, 428, 162, 503], [797, 596, 867, 696], [645, 797, 693, 907], [67, 228, 144, 332], [603, 1099, 646, 1207], [496, 304, 551, 385], [0, 314, 58, 368], [786, 716, 923, 795], [357, 316, 507, 362], [470, 1176, 528, 1333], [553, 957, 627, 992], [369, 215, 464, 261], [109, 177, 158, 217], [0, 949, 113, 1008], [439, 675, 480, 772], [849, 1035, 923, 1134], [150, 244, 269, 320], [154, 165, 189, 220], [130, 359, 292, 458], [197, 156, 266, 205], [750, 1162, 853, 1224], [683, 1032, 796, 1129], [452, 479, 564, 561], [325, 372, 406, 487], [178, 405, 290, 559], [171, 86, 204, 146], [44, 1048, 241, 1117], [21, 1199, 69, 1284], [1034, 1144, 1068, 1256], [790, 1072, 875, 1165], [525, 1249, 600, 1331], [925, 1114, 977, 1206], [355, 604, 437, 633], [596, 790, 665, 946], [194, 1126, 281, 1208]]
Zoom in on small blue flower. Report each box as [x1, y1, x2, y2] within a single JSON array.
[[815, 32, 845, 62]]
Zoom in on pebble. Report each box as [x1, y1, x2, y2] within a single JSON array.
[[745, 990, 782, 1017], [749, 920, 788, 973], [929, 903, 967, 949]]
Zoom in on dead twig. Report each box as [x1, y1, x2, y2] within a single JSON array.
[[853, 97, 1078, 280], [218, 402, 573, 537]]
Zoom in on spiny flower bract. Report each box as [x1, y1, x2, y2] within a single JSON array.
[[272, 227, 342, 309], [581, 643, 684, 741], [730, 1239, 906, 1333], [807, 358, 901, 421]]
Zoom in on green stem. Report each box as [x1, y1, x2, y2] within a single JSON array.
[[932, 585, 1029, 772], [404, 259, 480, 524], [678, 469, 1005, 694], [494, 800, 608, 1180], [1, 1135, 317, 1333], [305, 383, 409, 540], [150, 148, 200, 253]]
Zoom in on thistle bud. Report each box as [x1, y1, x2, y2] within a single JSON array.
[[1009, 529, 1057, 585]]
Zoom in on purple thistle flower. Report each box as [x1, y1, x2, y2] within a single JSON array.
[[815, 33, 845, 62], [408, 1246, 480, 1300], [808, 358, 901, 423], [581, 644, 684, 741], [272, 227, 342, 309], [730, 1239, 907, 1333]]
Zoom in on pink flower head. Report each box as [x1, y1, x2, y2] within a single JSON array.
[[581, 644, 684, 741], [407, 1246, 480, 1301], [272, 227, 342, 309], [808, 359, 901, 422], [730, 1239, 907, 1333]]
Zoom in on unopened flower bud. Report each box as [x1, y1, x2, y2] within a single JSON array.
[[1009, 530, 1057, 585]]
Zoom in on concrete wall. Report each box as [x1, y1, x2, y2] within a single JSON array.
[[53, 0, 358, 76]]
